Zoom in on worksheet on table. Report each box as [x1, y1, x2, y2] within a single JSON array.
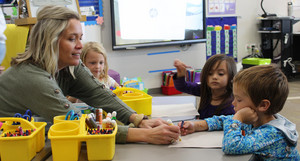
[[169, 131, 223, 148]]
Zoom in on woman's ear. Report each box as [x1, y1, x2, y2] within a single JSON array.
[[257, 99, 271, 112]]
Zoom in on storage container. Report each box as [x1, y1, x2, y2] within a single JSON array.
[[113, 87, 152, 115], [53, 115, 80, 124], [242, 58, 271, 69], [0, 117, 46, 161], [161, 85, 182, 95], [48, 114, 117, 161]]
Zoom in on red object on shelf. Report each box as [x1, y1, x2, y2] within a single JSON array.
[[161, 86, 182, 95]]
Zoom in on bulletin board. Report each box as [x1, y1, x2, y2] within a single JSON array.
[[206, 17, 237, 61], [28, 0, 81, 18], [78, 0, 103, 25]]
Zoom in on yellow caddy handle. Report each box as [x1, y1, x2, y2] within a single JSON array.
[[0, 117, 37, 130], [113, 87, 145, 97]]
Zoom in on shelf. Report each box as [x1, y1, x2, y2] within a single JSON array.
[[260, 17, 294, 20], [258, 30, 281, 33], [15, 16, 87, 26], [14, 17, 37, 26], [259, 17, 295, 77]]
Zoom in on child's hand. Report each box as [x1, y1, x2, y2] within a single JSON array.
[[233, 107, 258, 124], [173, 59, 191, 78], [178, 121, 195, 136]]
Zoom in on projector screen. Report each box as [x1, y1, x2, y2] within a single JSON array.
[[110, 0, 206, 50]]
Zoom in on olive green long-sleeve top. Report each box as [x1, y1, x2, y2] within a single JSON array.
[[0, 62, 135, 143]]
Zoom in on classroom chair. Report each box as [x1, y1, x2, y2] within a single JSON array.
[[108, 69, 120, 84], [2, 24, 29, 70]]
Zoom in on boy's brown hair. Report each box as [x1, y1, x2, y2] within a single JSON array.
[[233, 65, 289, 115]]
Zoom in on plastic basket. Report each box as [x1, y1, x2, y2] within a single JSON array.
[[161, 85, 182, 95], [48, 114, 117, 161], [242, 58, 271, 67], [113, 87, 152, 115], [0, 117, 46, 161], [53, 115, 80, 124]]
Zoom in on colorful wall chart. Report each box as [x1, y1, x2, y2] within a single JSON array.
[[208, 0, 236, 15], [78, 0, 103, 25], [206, 17, 237, 61]]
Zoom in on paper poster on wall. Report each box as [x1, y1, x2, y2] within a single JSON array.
[[29, 0, 80, 18], [208, 0, 236, 15], [206, 17, 237, 61], [78, 0, 103, 25]]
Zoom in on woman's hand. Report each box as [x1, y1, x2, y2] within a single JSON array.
[[178, 121, 195, 136], [173, 59, 191, 78], [144, 124, 181, 144], [139, 118, 168, 128], [127, 119, 180, 144]]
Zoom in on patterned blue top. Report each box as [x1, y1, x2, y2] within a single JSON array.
[[205, 115, 300, 160]]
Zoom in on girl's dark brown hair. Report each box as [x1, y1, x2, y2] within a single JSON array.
[[198, 54, 237, 115]]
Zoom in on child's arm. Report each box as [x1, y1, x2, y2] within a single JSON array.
[[221, 107, 262, 154], [222, 118, 281, 155], [178, 120, 208, 136], [173, 59, 191, 77], [114, 82, 120, 88], [232, 107, 258, 125], [179, 115, 230, 135]]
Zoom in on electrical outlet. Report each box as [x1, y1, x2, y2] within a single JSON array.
[[245, 44, 257, 54], [245, 44, 252, 53], [245, 44, 251, 52]]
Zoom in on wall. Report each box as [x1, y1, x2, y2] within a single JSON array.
[[83, 0, 290, 91]]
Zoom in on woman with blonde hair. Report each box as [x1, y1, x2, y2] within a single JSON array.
[[0, 5, 180, 144]]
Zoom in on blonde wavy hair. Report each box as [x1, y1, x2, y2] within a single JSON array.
[[11, 5, 80, 77], [80, 42, 109, 81]]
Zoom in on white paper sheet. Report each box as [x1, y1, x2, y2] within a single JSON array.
[[169, 131, 223, 148], [151, 103, 199, 118]]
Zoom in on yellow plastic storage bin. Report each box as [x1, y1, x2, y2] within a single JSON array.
[[113, 87, 152, 115], [48, 114, 117, 161], [0, 117, 46, 161], [53, 115, 80, 124]]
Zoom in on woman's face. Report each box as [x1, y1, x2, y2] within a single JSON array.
[[58, 19, 83, 70]]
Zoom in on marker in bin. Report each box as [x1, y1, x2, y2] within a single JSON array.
[[111, 111, 117, 120], [96, 108, 103, 126]]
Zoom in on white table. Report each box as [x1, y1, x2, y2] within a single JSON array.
[[40, 96, 252, 161]]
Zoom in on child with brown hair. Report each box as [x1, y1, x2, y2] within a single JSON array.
[[174, 54, 237, 119], [179, 65, 300, 160]]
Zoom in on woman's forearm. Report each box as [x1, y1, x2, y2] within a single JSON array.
[[126, 128, 148, 143]]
